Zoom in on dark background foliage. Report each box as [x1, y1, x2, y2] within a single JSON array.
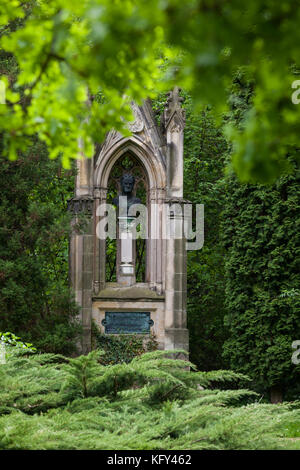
[[222, 73, 300, 401], [0, 140, 81, 354]]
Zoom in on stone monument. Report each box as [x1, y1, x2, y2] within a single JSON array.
[[68, 88, 189, 353]]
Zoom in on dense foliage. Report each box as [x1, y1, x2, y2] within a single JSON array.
[[92, 323, 158, 365], [1, 348, 300, 450], [222, 163, 300, 401], [0, 331, 36, 354], [0, 20, 82, 354], [0, 145, 81, 354], [183, 98, 228, 370], [1, 1, 300, 182], [222, 73, 300, 401]]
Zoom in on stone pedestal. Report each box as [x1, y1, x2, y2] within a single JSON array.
[[92, 285, 165, 350], [117, 216, 136, 286]]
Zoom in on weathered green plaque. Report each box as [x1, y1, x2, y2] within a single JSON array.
[[102, 312, 153, 334]]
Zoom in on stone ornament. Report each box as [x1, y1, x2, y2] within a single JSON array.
[[127, 101, 144, 133], [67, 197, 94, 215], [163, 86, 186, 131]]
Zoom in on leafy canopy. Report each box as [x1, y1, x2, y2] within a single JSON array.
[[1, 1, 300, 181]]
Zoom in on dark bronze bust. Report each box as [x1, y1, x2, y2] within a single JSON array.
[[113, 173, 141, 214]]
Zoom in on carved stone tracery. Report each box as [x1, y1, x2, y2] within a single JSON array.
[[127, 101, 145, 133], [67, 197, 94, 215]]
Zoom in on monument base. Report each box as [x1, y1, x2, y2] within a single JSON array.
[[164, 328, 189, 352], [92, 284, 166, 350], [91, 285, 188, 353]]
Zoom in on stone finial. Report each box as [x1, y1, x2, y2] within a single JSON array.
[[163, 86, 186, 132]]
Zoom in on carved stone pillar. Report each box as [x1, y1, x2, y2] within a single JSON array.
[[162, 87, 189, 352], [117, 216, 136, 286], [93, 187, 107, 294], [163, 198, 188, 351], [148, 187, 165, 294], [163, 86, 186, 199], [68, 196, 94, 354]]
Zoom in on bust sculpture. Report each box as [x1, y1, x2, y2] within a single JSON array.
[[113, 173, 141, 215]]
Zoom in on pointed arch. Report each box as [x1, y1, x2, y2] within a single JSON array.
[[94, 136, 166, 190]]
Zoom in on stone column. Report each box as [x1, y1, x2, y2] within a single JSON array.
[[68, 155, 94, 354], [163, 87, 189, 352], [117, 216, 136, 286], [68, 197, 94, 354], [148, 188, 158, 291], [148, 188, 165, 294], [93, 187, 107, 294]]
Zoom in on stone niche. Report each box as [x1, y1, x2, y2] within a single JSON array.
[[68, 89, 189, 353]]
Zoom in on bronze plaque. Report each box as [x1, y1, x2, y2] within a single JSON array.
[[102, 312, 153, 334]]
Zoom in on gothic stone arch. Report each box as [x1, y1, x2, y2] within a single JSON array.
[[69, 92, 189, 353]]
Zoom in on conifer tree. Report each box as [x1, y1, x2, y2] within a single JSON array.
[[222, 72, 300, 401]]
